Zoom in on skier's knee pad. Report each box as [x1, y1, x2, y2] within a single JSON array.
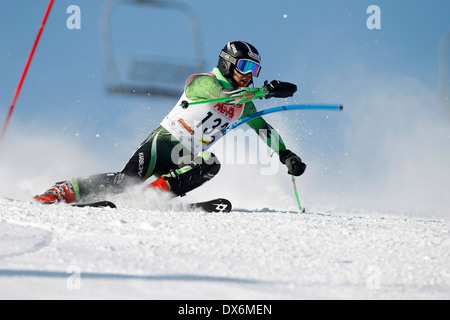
[[167, 152, 220, 196]]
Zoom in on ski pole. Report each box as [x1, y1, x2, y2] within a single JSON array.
[[181, 90, 268, 108], [291, 175, 305, 213], [0, 0, 54, 146]]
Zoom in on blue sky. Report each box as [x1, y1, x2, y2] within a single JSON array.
[[1, 0, 448, 131], [1, 0, 450, 209]]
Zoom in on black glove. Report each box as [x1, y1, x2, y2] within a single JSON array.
[[263, 80, 297, 99], [279, 149, 306, 176]]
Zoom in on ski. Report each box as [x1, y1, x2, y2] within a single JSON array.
[[70, 198, 231, 212], [189, 198, 232, 213], [70, 198, 232, 212], [71, 201, 117, 209]]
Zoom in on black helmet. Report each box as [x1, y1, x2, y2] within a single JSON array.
[[218, 40, 261, 84]]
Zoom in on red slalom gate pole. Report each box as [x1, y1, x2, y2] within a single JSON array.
[[0, 0, 55, 146]]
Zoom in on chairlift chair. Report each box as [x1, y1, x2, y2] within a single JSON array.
[[101, 0, 205, 98]]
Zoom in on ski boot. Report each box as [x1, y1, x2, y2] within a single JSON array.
[[34, 181, 78, 204]]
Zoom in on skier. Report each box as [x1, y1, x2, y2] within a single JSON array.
[[34, 40, 306, 204]]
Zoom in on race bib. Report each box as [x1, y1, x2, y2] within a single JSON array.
[[161, 74, 244, 154]]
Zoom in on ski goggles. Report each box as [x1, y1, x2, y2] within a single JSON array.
[[235, 59, 261, 77]]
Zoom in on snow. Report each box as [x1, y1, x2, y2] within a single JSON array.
[[1, 195, 449, 300]]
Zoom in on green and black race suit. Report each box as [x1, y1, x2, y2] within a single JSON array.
[[69, 68, 289, 201]]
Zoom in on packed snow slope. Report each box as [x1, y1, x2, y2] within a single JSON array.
[[0, 193, 449, 300], [0, 99, 450, 299]]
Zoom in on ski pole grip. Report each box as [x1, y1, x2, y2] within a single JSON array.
[[181, 100, 189, 109]]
